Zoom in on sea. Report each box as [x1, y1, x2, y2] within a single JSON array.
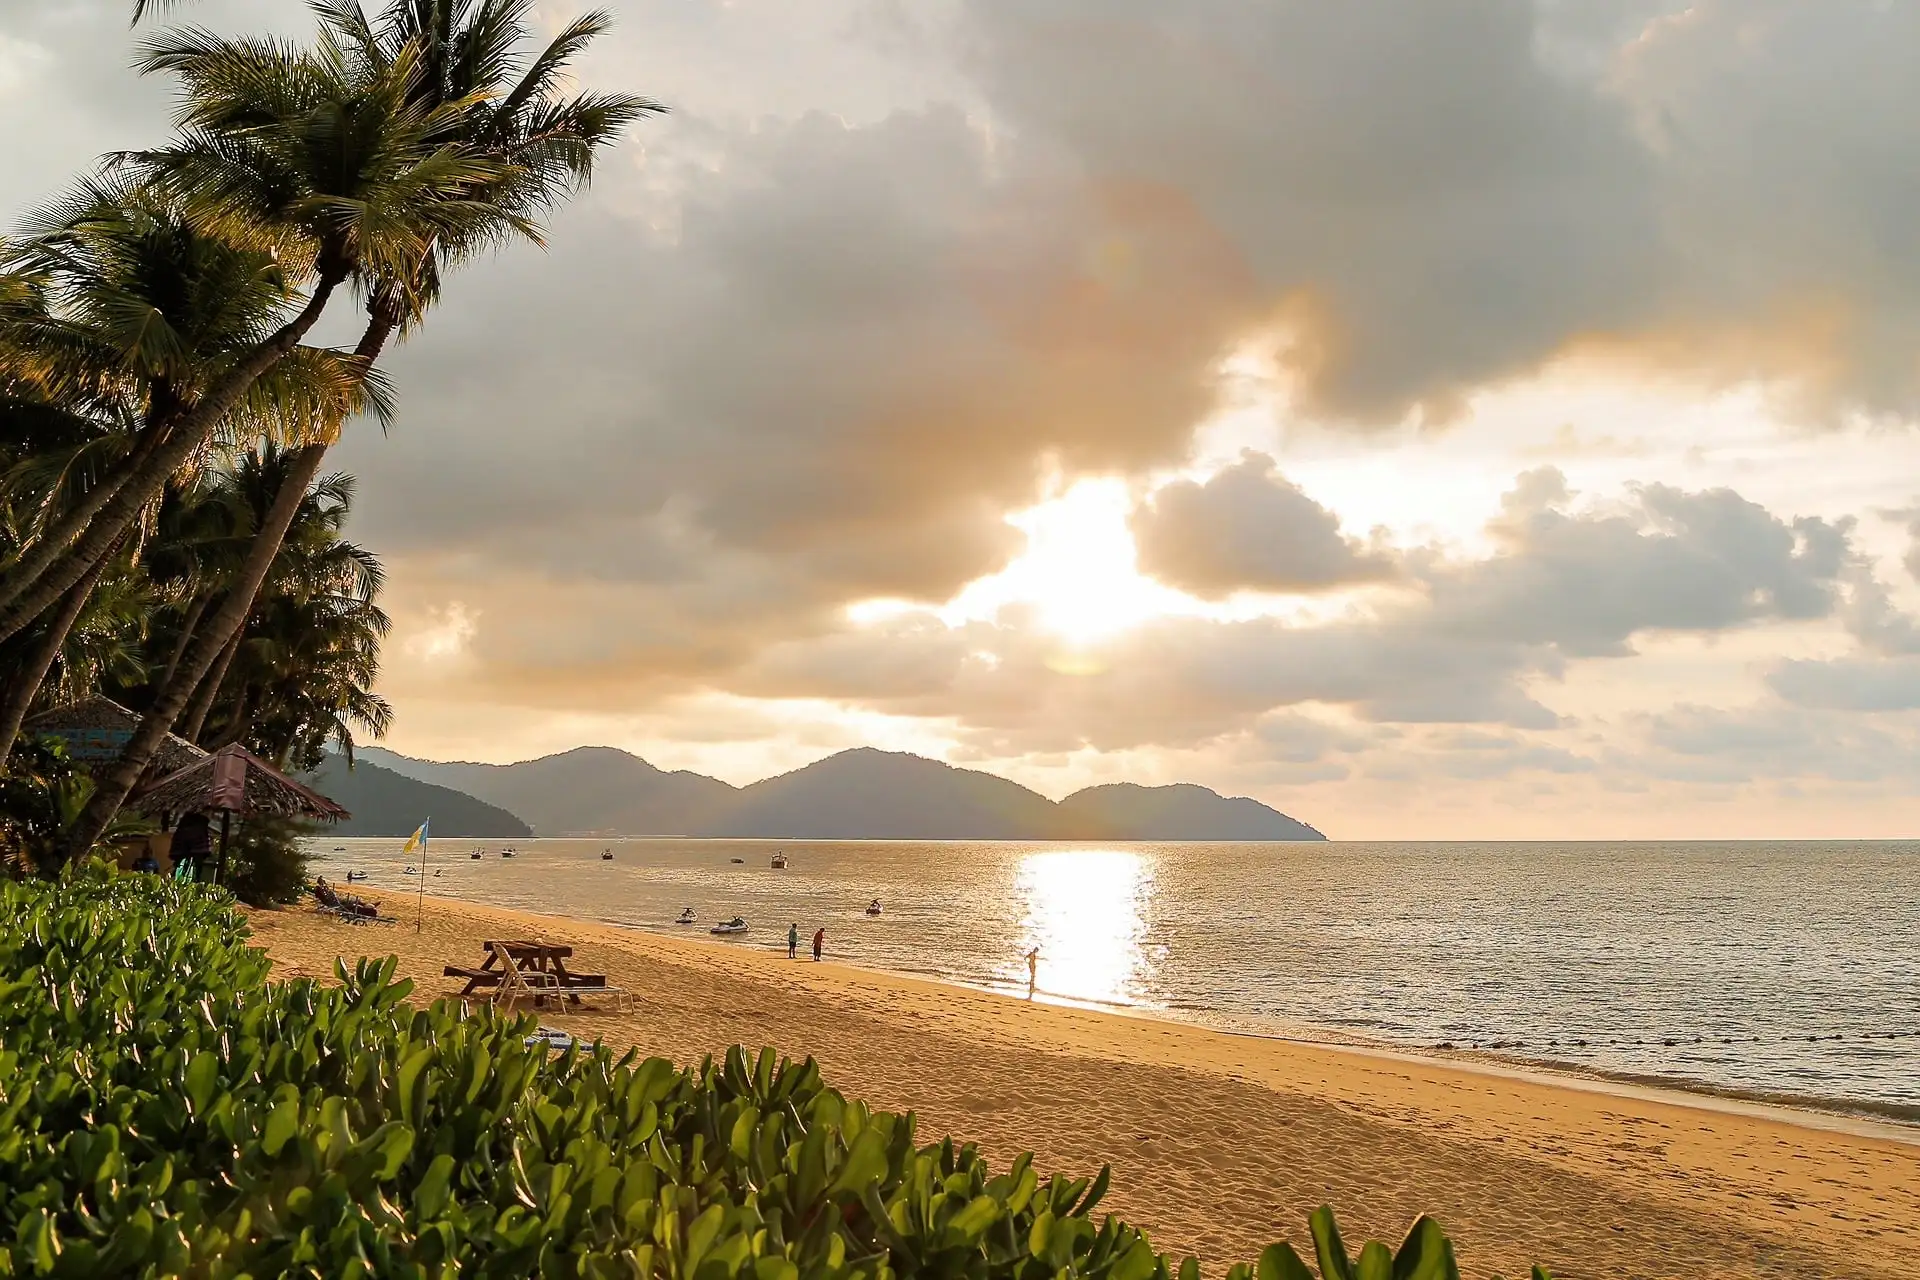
[[302, 837, 1920, 1117]]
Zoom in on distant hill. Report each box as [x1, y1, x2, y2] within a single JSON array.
[[304, 757, 532, 838], [1056, 782, 1324, 840], [691, 747, 1064, 840], [357, 745, 735, 837], [352, 744, 1325, 840]]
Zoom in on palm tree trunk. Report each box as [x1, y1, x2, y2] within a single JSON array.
[[67, 441, 328, 857], [0, 553, 113, 765], [179, 620, 242, 744], [62, 300, 394, 862], [0, 269, 345, 646], [204, 684, 251, 752], [155, 592, 209, 697]]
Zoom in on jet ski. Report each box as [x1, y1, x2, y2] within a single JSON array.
[[710, 917, 748, 936], [676, 908, 697, 925], [771, 853, 788, 869], [501, 848, 516, 858], [403, 866, 418, 876], [601, 849, 614, 861], [469, 850, 482, 860], [865, 899, 882, 917]]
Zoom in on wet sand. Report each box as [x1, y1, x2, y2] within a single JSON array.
[[245, 896, 1920, 1280]]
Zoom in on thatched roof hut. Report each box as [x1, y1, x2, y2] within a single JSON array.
[[132, 743, 350, 823], [25, 696, 209, 777]]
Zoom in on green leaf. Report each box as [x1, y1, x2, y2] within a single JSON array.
[[1256, 1242, 1314, 1280], [261, 1099, 300, 1158], [1310, 1206, 1356, 1280]]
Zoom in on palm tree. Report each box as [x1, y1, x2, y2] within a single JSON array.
[[0, 27, 501, 648], [66, 0, 658, 855], [0, 185, 376, 758]]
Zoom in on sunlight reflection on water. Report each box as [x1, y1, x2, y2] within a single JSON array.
[[1015, 849, 1153, 1006]]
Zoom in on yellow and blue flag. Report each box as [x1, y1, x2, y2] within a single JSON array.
[[401, 819, 429, 855]]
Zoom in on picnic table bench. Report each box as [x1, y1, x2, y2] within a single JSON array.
[[444, 940, 630, 1012]]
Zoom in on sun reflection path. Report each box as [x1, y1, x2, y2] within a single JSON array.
[[1015, 849, 1155, 1007]]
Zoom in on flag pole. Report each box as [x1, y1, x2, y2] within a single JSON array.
[[414, 817, 430, 933]]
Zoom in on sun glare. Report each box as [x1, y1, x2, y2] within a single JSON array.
[[945, 479, 1189, 642]]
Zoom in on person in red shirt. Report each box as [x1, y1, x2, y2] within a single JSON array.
[[811, 927, 825, 962]]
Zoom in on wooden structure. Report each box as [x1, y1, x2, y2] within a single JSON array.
[[24, 696, 207, 776], [131, 743, 349, 884], [444, 940, 632, 1013]]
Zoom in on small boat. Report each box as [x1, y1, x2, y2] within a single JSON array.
[[729, 858, 745, 864], [332, 845, 346, 852], [710, 917, 748, 936], [601, 849, 614, 861], [403, 866, 418, 876], [500, 849, 516, 859], [345, 871, 368, 883], [676, 908, 697, 925], [771, 853, 789, 869], [866, 899, 882, 917], [469, 850, 482, 860]]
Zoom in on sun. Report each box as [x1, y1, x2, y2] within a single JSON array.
[[944, 478, 1192, 643]]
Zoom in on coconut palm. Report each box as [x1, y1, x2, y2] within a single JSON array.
[[66, 1, 657, 855], [0, 185, 380, 759], [0, 28, 498, 647]]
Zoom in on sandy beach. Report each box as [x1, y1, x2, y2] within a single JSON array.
[[246, 896, 1919, 1280]]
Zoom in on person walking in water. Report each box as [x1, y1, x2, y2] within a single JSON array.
[[788, 923, 799, 959], [1025, 947, 1040, 998], [811, 926, 825, 962]]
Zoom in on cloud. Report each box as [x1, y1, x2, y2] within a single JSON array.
[[1424, 469, 1850, 657], [1132, 453, 1394, 597]]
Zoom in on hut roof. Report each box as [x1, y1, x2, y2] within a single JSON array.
[[25, 696, 209, 776], [131, 743, 350, 823]]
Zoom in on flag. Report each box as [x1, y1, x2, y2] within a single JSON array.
[[402, 819, 429, 855]]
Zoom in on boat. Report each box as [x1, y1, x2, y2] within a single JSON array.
[[403, 866, 418, 876], [866, 899, 882, 917], [730, 858, 745, 864], [771, 853, 788, 869], [345, 871, 368, 883], [501, 848, 516, 859], [469, 850, 482, 860], [601, 849, 614, 861], [710, 917, 748, 936], [332, 845, 345, 852], [676, 908, 697, 925]]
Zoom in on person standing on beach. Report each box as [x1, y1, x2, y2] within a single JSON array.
[[1025, 947, 1039, 998], [788, 923, 799, 959], [812, 927, 825, 962]]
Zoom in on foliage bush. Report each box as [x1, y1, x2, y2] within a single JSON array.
[[0, 871, 1549, 1279], [220, 813, 315, 907], [0, 737, 153, 877]]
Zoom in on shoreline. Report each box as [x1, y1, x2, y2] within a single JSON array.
[[248, 892, 1920, 1279], [437, 890, 1920, 1136]]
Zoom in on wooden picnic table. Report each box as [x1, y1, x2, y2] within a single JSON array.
[[443, 939, 608, 1006]]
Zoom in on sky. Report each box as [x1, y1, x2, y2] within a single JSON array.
[[8, 0, 1920, 838]]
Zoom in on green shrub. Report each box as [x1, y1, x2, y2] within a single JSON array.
[[221, 814, 316, 906], [0, 871, 1548, 1279]]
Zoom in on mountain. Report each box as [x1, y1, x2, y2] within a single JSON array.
[[356, 744, 734, 837], [351, 744, 1326, 840], [692, 747, 1064, 840], [304, 757, 532, 838], [1055, 782, 1325, 840]]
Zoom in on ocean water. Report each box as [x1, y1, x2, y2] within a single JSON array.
[[303, 838, 1920, 1114]]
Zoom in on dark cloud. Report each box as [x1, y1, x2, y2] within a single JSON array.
[[1132, 453, 1394, 597]]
